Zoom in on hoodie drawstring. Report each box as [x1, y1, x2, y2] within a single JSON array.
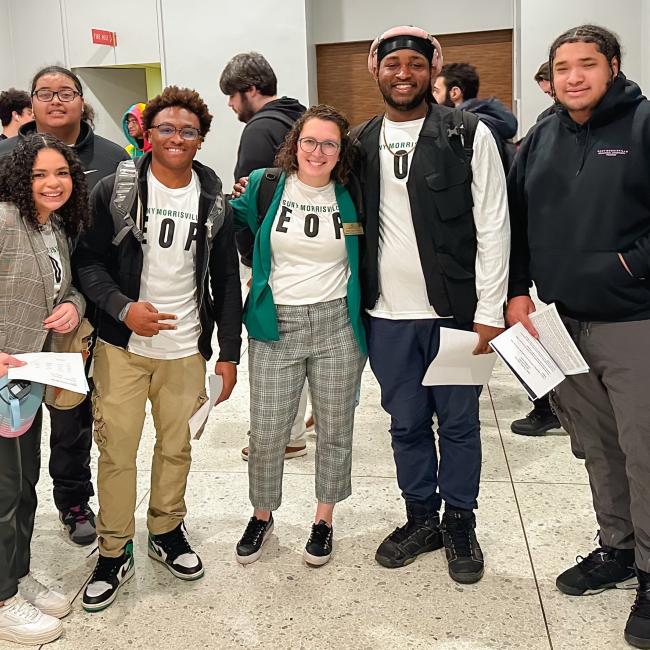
[[576, 122, 591, 176]]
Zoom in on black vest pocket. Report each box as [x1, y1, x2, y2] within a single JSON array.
[[425, 165, 474, 221]]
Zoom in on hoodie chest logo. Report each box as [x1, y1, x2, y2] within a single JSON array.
[[597, 148, 629, 157]]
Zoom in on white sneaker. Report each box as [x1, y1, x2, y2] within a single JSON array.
[[0, 595, 63, 645], [19, 574, 71, 618]]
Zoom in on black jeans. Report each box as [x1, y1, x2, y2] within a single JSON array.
[[0, 408, 42, 601], [47, 396, 94, 511]]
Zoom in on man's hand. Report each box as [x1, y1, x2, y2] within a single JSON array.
[[505, 295, 538, 337], [231, 176, 249, 198], [44, 302, 79, 333], [0, 352, 26, 377], [124, 302, 177, 337], [215, 361, 237, 404], [472, 323, 504, 354]]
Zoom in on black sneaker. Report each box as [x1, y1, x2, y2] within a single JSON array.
[[556, 544, 636, 595], [59, 504, 96, 546], [510, 408, 561, 436], [148, 522, 204, 581], [375, 503, 443, 569], [303, 520, 333, 567], [235, 515, 274, 565], [625, 568, 650, 649], [440, 509, 484, 584], [82, 542, 134, 612]]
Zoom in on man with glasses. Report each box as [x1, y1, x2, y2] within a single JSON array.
[[0, 66, 129, 547], [74, 86, 242, 611]]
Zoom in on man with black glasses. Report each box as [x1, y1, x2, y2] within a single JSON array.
[[74, 86, 242, 611], [0, 66, 129, 547]]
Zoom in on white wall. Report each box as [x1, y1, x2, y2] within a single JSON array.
[[309, 0, 513, 44], [0, 0, 16, 89], [518, 0, 645, 133], [160, 0, 311, 182]]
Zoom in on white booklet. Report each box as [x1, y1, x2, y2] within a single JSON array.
[[188, 374, 224, 440], [489, 303, 589, 400]]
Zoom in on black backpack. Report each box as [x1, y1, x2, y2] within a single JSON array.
[[255, 167, 283, 224]]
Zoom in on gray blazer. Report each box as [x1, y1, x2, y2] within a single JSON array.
[[0, 202, 85, 355]]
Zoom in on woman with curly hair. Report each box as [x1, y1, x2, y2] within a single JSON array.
[[0, 133, 89, 645], [231, 104, 366, 567]]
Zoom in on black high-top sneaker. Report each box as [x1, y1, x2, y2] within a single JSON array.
[[82, 542, 135, 612], [148, 522, 204, 580], [375, 502, 443, 569], [440, 508, 484, 584], [625, 567, 650, 648], [556, 543, 636, 596]]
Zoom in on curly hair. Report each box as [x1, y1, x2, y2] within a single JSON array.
[[143, 86, 212, 138], [0, 88, 31, 127], [0, 133, 90, 239], [274, 104, 354, 185]]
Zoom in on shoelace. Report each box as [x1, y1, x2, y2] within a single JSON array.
[[90, 554, 125, 583], [574, 547, 612, 569], [154, 524, 193, 559], [65, 504, 92, 524], [308, 522, 331, 547], [442, 516, 473, 557], [240, 518, 270, 546], [4, 597, 41, 623], [386, 519, 421, 544]]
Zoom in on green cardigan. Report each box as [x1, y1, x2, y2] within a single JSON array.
[[230, 169, 367, 355]]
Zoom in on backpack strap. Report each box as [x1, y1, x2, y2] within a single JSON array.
[[110, 159, 144, 245], [457, 110, 478, 164], [256, 167, 282, 225]]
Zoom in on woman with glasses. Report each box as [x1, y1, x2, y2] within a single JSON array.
[[0, 133, 89, 645], [0, 66, 128, 549], [231, 104, 366, 567]]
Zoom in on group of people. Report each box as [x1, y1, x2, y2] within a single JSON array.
[[0, 20, 649, 650]]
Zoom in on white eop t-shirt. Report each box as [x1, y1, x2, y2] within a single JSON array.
[[128, 169, 201, 359], [367, 115, 450, 320], [269, 174, 348, 305]]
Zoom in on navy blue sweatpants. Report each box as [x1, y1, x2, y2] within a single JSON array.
[[367, 317, 482, 513]]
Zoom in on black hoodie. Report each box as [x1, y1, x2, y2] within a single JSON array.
[[233, 96, 306, 180], [0, 120, 129, 191], [460, 97, 518, 166], [508, 73, 650, 322]]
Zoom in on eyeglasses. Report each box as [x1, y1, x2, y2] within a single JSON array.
[[149, 124, 201, 141], [32, 89, 81, 102], [298, 137, 340, 156]]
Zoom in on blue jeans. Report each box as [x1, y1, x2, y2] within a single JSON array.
[[368, 317, 482, 512]]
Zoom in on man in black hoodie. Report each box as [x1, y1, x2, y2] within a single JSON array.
[[0, 66, 129, 547], [507, 25, 650, 649], [433, 62, 518, 171]]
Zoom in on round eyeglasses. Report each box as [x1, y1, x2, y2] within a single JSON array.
[[298, 137, 340, 156], [32, 89, 81, 102], [149, 124, 201, 141]]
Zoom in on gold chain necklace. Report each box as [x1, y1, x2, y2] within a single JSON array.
[[382, 119, 416, 158]]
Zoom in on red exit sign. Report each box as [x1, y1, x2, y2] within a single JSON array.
[[91, 29, 117, 47]]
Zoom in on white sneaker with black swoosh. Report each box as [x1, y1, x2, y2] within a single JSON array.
[[82, 541, 135, 612], [148, 522, 204, 580]]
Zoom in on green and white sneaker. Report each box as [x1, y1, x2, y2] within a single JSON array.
[[82, 541, 135, 612]]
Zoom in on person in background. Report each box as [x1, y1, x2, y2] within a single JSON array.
[[0, 88, 32, 140], [0, 133, 89, 645], [122, 102, 151, 159]]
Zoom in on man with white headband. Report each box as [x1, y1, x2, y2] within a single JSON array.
[[355, 26, 510, 584]]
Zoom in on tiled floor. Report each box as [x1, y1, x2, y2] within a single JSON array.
[[3, 347, 637, 649]]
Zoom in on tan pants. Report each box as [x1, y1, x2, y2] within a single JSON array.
[[92, 341, 206, 557]]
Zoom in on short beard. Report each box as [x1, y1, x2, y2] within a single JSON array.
[[236, 93, 255, 124], [439, 91, 456, 108], [381, 87, 430, 113]]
